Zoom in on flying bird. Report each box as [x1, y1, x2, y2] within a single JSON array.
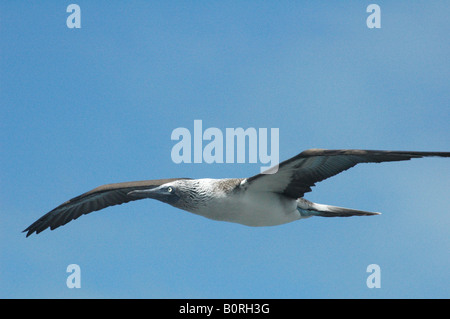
[[23, 149, 450, 237]]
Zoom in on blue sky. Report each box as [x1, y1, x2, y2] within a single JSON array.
[[1, 1, 449, 298]]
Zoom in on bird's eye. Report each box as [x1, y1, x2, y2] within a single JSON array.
[[167, 186, 173, 193]]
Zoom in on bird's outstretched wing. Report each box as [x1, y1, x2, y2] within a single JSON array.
[[243, 149, 450, 199], [23, 178, 189, 237]]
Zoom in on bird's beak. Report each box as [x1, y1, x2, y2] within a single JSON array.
[[127, 186, 179, 204], [128, 186, 166, 199]]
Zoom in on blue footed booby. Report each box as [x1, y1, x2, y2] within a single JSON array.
[[23, 149, 450, 237]]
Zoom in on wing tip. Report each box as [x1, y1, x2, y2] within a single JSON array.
[[22, 227, 37, 238], [22, 228, 31, 237], [22, 219, 54, 238], [300, 148, 450, 157]]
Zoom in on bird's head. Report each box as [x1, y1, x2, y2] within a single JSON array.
[[127, 179, 202, 210]]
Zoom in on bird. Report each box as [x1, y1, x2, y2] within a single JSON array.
[[23, 149, 450, 237]]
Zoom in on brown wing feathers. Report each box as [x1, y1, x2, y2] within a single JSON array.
[[23, 178, 189, 237]]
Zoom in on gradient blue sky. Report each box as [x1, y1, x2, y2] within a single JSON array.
[[1, 1, 449, 298]]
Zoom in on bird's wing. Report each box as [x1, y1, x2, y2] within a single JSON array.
[[23, 178, 190, 237], [243, 149, 450, 199]]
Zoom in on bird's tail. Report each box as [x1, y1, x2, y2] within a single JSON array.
[[297, 198, 381, 218]]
